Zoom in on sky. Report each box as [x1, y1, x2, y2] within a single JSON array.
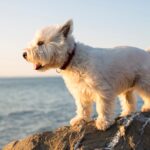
[[0, 0, 150, 77]]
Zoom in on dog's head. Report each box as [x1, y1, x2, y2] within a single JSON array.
[[23, 19, 74, 71]]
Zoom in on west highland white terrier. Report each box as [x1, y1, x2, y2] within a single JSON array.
[[23, 20, 150, 130]]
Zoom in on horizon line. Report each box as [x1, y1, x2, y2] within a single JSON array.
[[0, 75, 60, 79]]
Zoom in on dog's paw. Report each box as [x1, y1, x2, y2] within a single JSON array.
[[95, 118, 112, 131], [70, 116, 89, 126], [120, 111, 133, 117], [141, 106, 150, 112]]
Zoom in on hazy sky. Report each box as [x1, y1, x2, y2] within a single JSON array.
[[0, 0, 150, 77]]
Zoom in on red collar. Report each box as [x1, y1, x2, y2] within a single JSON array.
[[60, 43, 76, 70]]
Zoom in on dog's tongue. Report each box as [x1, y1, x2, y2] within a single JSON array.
[[34, 64, 42, 70]]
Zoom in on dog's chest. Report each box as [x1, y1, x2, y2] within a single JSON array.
[[62, 71, 94, 99]]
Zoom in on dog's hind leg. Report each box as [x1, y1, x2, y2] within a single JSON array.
[[136, 76, 150, 112], [119, 90, 136, 117]]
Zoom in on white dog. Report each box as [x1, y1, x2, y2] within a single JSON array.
[[23, 20, 150, 130]]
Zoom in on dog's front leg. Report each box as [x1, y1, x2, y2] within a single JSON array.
[[95, 93, 115, 131], [70, 97, 92, 126]]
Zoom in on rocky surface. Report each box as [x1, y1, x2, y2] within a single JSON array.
[[3, 112, 150, 150]]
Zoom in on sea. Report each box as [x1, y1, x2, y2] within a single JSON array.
[[0, 77, 143, 148]]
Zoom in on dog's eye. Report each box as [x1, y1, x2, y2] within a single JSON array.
[[37, 41, 44, 46]]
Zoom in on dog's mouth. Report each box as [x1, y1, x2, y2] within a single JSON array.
[[34, 64, 44, 70]]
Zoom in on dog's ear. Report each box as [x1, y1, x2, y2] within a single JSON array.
[[59, 19, 73, 38]]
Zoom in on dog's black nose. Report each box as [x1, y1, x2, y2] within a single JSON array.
[[23, 52, 27, 59]]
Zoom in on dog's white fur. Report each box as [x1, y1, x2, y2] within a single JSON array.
[[23, 20, 150, 130]]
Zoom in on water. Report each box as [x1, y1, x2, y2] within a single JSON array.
[[0, 77, 143, 148]]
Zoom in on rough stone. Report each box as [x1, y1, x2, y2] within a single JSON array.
[[3, 112, 150, 150]]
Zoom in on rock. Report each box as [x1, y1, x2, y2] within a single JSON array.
[[3, 112, 150, 150]]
